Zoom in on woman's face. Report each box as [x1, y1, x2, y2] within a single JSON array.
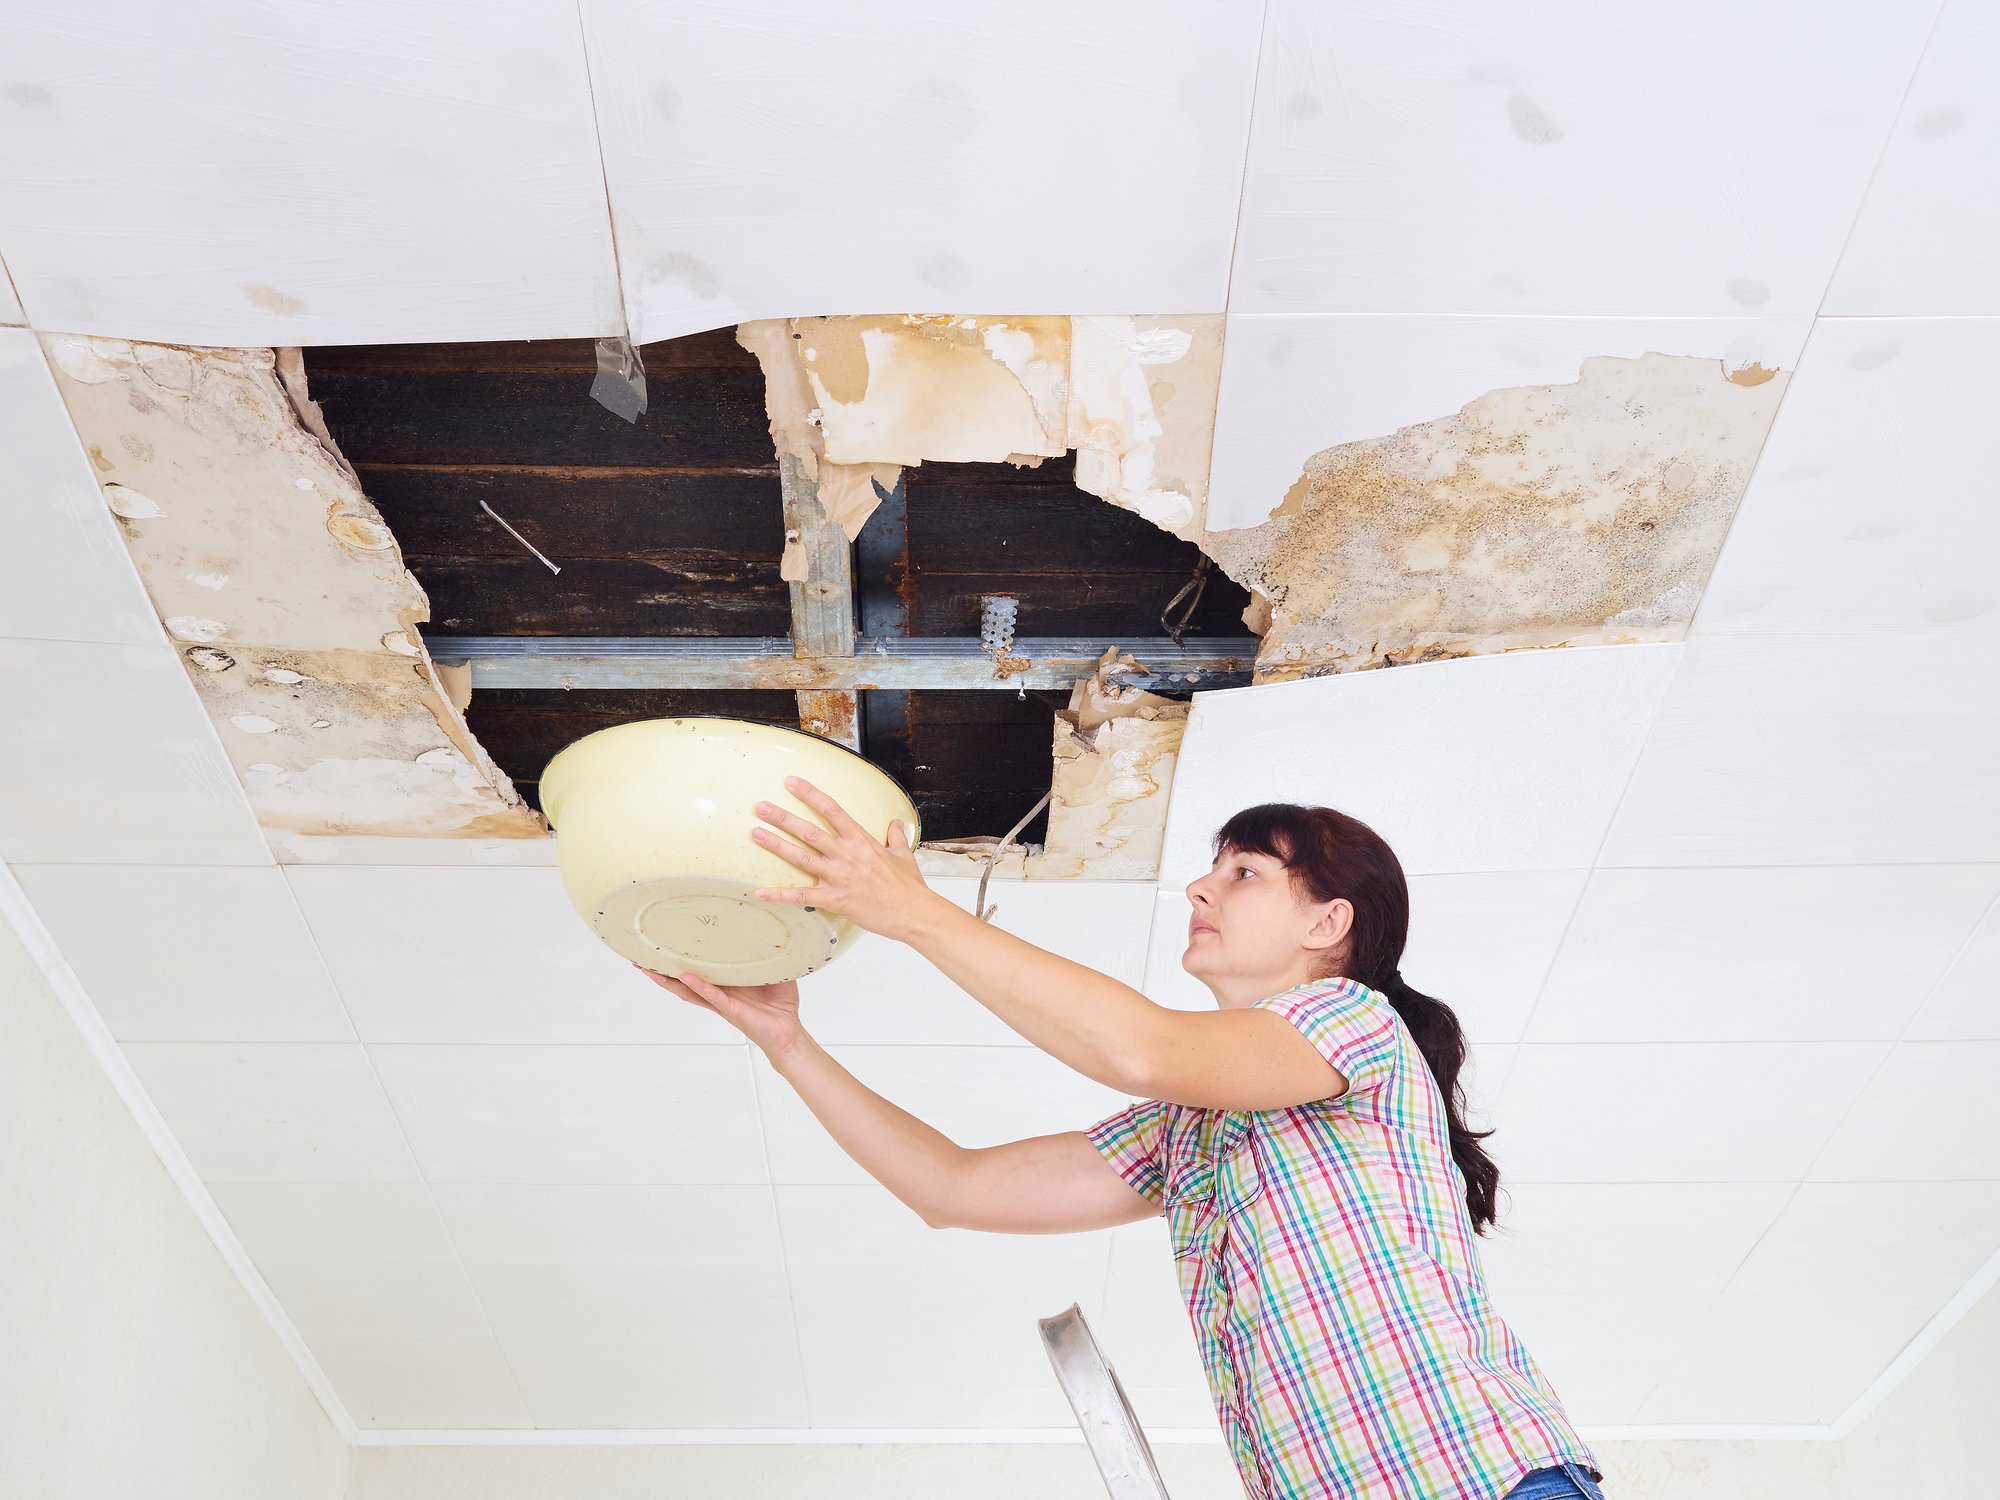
[[1182, 845, 1352, 1004]]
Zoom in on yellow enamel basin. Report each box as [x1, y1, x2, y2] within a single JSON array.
[[539, 717, 920, 986]]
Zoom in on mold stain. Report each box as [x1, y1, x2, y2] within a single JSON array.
[[1200, 351, 1790, 679]]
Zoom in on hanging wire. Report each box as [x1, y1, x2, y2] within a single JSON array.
[[975, 788, 1053, 923], [1159, 555, 1211, 644]]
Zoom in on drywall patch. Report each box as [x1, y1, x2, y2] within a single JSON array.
[[1201, 353, 1790, 679], [42, 335, 539, 841]]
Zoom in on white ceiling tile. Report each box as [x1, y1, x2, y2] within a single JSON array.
[[207, 1181, 466, 1303], [369, 1044, 766, 1185], [1230, 1, 1933, 317], [1206, 315, 1809, 530], [1599, 634, 2000, 867], [1482, 1182, 1791, 1303], [1637, 1181, 2000, 1424], [283, 1284, 530, 1429], [285, 865, 737, 1045], [122, 1042, 419, 1182], [1695, 320, 2000, 636], [584, 0, 1260, 340], [1101, 1218, 1220, 1431], [0, 2, 620, 345], [804, 878, 1154, 1047], [0, 329, 157, 643], [756, 1046, 1130, 1186], [1529, 866, 2000, 1043], [1464, 1044, 1518, 1136], [1810, 1042, 2000, 1182], [433, 1184, 789, 1302], [1162, 646, 1684, 882], [780, 1184, 1112, 1427], [1494, 1041, 1886, 1183], [0, 639, 268, 865], [1405, 872, 1587, 1045], [481, 1292, 806, 1429], [1825, 2, 2000, 314], [1503, 1290, 1717, 1427], [1907, 891, 2000, 1040], [17, 863, 354, 1042]]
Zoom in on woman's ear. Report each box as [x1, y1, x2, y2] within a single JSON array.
[[1303, 897, 1354, 954]]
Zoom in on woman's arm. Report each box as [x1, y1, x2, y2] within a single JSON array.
[[899, 894, 1344, 1110], [644, 970, 1158, 1233], [750, 782, 1347, 1111]]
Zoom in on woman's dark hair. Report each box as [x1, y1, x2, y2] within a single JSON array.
[[1215, 802, 1501, 1233]]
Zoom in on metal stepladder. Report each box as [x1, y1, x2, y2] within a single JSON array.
[[1039, 1304, 1173, 1500]]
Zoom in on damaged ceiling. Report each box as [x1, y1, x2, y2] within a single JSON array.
[[41, 313, 1788, 870], [2, 0, 1996, 1453]]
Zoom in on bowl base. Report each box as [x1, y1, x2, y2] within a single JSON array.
[[592, 874, 842, 987]]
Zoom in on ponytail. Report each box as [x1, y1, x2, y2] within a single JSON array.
[[1374, 970, 1499, 1233], [1214, 804, 1503, 1234]]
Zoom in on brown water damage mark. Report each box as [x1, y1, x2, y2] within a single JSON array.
[[1201, 351, 1791, 680], [243, 282, 306, 316], [740, 313, 1225, 541], [1031, 648, 1188, 881], [41, 334, 539, 842]]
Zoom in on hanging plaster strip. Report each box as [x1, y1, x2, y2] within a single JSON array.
[[1031, 648, 1189, 881], [738, 319, 903, 561], [43, 334, 542, 841]]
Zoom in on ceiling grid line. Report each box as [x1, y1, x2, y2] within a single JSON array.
[[741, 1040, 820, 1430]]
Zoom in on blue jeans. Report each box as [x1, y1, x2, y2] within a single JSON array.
[[1506, 1461, 1607, 1499]]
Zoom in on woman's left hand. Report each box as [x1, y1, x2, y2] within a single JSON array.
[[752, 776, 940, 942]]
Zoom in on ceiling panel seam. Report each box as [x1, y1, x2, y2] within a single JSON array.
[[567, 0, 639, 344], [742, 1047, 819, 1428], [1815, 0, 1953, 320], [1485, 646, 1691, 1071]]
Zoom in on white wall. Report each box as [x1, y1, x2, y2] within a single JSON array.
[[0, 894, 350, 1500]]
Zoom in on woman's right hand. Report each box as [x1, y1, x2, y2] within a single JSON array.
[[637, 968, 806, 1058]]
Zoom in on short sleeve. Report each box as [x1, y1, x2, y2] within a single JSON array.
[[1085, 1098, 1167, 1205], [1254, 980, 1402, 1099]]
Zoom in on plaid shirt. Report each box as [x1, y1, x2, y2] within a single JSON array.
[[1088, 979, 1595, 1500]]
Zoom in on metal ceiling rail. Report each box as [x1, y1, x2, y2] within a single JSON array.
[[429, 636, 1263, 692]]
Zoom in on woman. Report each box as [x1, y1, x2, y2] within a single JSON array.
[[643, 778, 1605, 1500]]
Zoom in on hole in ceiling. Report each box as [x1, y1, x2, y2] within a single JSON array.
[[300, 331, 1249, 842]]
